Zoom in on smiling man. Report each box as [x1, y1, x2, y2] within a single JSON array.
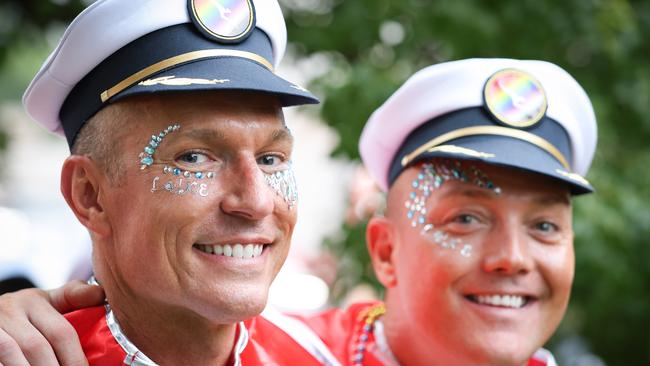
[[297, 59, 596, 366], [0, 0, 351, 365]]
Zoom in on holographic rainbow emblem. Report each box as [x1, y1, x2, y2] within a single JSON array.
[[188, 0, 255, 43], [483, 68, 547, 128]]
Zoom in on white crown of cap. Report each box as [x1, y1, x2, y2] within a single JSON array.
[[359, 58, 598, 191], [22, 0, 287, 137]]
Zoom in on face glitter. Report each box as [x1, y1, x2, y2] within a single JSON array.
[[264, 164, 298, 209], [151, 165, 213, 197], [139, 124, 181, 170], [405, 160, 501, 257]]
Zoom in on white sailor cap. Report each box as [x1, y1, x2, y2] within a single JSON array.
[[359, 58, 597, 194], [23, 0, 318, 148]]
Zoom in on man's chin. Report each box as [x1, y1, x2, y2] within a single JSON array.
[[191, 288, 270, 324], [467, 335, 541, 366]]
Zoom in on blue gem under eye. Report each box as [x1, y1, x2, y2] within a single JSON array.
[[144, 146, 155, 155], [149, 141, 158, 148], [195, 172, 203, 179], [173, 168, 181, 176], [140, 156, 153, 166], [412, 180, 419, 188]]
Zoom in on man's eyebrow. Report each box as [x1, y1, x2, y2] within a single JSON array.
[[180, 128, 226, 143], [269, 127, 293, 144], [533, 194, 571, 206], [441, 185, 496, 199]]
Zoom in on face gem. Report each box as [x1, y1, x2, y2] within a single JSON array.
[[138, 124, 181, 170]]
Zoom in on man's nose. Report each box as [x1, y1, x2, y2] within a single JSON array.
[[481, 219, 534, 276], [219, 157, 274, 221]]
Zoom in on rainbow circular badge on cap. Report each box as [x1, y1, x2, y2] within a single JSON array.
[[483, 68, 547, 128], [188, 0, 256, 43]]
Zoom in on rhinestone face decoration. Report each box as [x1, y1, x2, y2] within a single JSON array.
[[264, 164, 298, 210], [404, 160, 501, 258], [139, 124, 181, 170], [151, 165, 215, 197]]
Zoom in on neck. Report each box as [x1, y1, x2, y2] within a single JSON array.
[[105, 286, 240, 366]]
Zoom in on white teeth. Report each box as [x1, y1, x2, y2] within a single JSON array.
[[223, 244, 233, 257], [233, 244, 243, 258], [244, 244, 254, 259], [475, 294, 526, 308], [195, 244, 265, 259]]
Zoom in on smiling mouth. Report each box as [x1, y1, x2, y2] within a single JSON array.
[[193, 244, 266, 259], [466, 294, 533, 309]]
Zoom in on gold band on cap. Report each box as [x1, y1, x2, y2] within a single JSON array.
[[100, 49, 274, 102], [400, 125, 571, 170]]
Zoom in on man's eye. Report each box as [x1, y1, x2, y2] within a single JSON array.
[[177, 152, 209, 164], [454, 214, 478, 225], [535, 221, 558, 233], [258, 155, 283, 166]]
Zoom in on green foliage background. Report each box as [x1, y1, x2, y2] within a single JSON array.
[[1, 0, 649, 364]]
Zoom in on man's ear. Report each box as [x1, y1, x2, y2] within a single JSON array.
[[60, 155, 111, 237], [366, 216, 398, 288]]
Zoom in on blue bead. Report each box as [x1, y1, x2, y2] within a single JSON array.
[[173, 168, 181, 176], [410, 192, 416, 199], [412, 180, 419, 188], [144, 146, 155, 155], [140, 156, 153, 166], [407, 211, 414, 219], [195, 172, 203, 179], [149, 141, 158, 148]]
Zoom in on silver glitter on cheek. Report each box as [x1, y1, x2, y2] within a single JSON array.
[[421, 224, 473, 257], [460, 244, 473, 257], [264, 164, 298, 210]]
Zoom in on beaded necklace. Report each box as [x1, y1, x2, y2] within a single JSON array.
[[350, 303, 387, 365]]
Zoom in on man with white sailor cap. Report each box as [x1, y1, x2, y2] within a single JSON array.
[[295, 58, 595, 365], [0, 0, 351, 365]]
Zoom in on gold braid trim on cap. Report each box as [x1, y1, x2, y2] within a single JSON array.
[[100, 49, 274, 102], [400, 125, 570, 170]]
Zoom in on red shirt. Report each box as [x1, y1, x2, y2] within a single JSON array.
[[65, 306, 333, 366]]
